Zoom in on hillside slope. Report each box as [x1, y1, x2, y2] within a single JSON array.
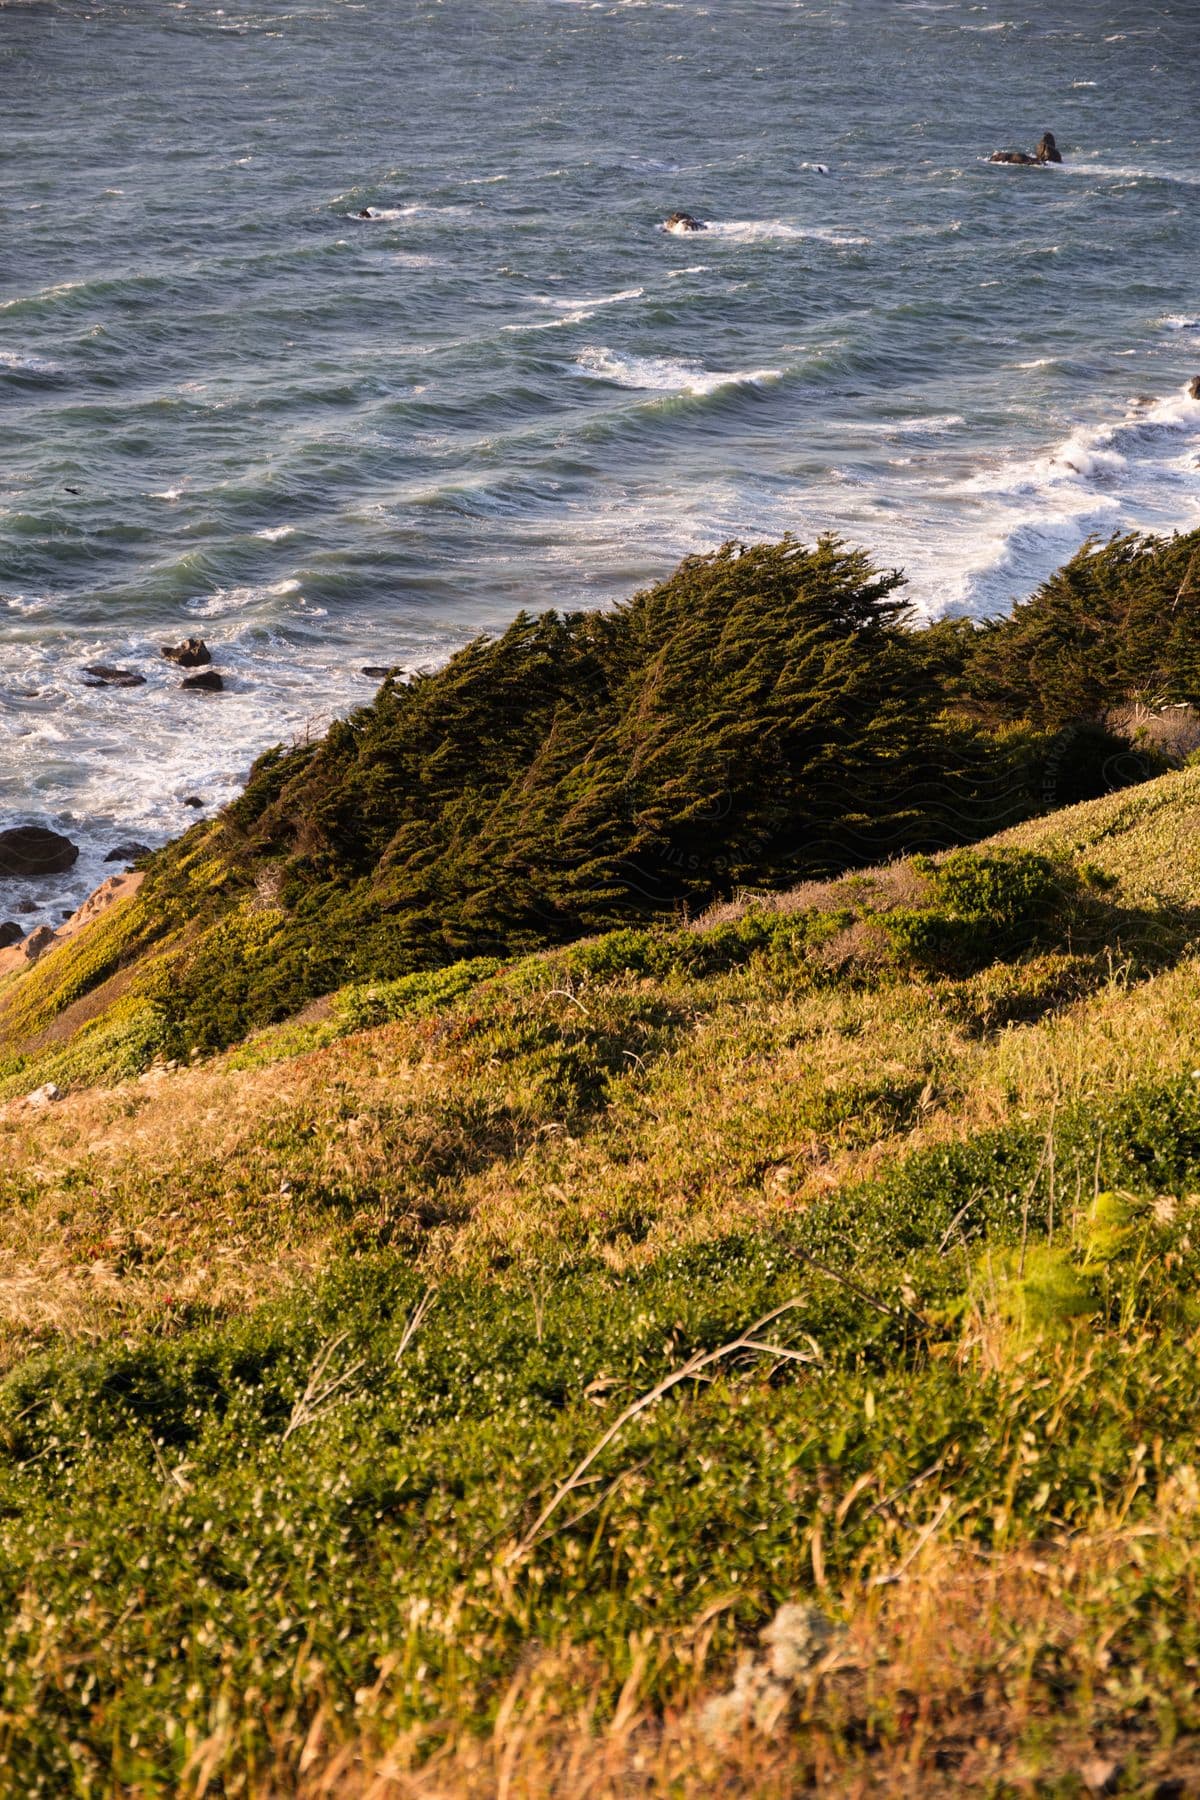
[[4, 764, 1200, 1793], [10, 528, 1193, 1085]]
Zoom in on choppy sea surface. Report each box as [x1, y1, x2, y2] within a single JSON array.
[[1, 0, 1198, 917]]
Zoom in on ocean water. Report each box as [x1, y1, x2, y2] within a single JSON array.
[[1, 0, 1198, 919]]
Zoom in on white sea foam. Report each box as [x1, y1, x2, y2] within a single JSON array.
[[0, 279, 85, 313], [1161, 316, 1200, 333], [1054, 161, 1200, 188], [254, 524, 297, 540], [694, 219, 868, 246], [184, 578, 303, 618], [850, 413, 966, 437], [504, 287, 645, 333], [0, 350, 61, 375], [344, 203, 467, 221], [574, 346, 782, 394], [150, 487, 184, 501], [918, 381, 1200, 615]]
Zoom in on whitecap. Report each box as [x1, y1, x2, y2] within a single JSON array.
[[254, 524, 297, 540], [503, 287, 644, 333], [1055, 161, 1200, 188], [184, 578, 302, 618], [574, 346, 782, 395], [696, 219, 868, 246], [150, 487, 183, 501], [0, 350, 62, 375]]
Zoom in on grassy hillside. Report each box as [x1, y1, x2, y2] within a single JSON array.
[[10, 529, 1190, 1086], [5, 754, 1200, 1793]]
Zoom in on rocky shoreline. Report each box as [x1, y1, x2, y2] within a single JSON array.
[[0, 870, 144, 981]]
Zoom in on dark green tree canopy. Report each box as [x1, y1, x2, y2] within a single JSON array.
[[139, 531, 1194, 1050]]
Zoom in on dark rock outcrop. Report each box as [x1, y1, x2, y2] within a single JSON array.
[[104, 842, 153, 864], [82, 665, 146, 688], [0, 826, 79, 879], [162, 638, 212, 668], [0, 922, 22, 949], [991, 131, 1063, 168], [180, 670, 224, 692], [19, 925, 58, 964], [663, 211, 707, 232], [1189, 376, 1200, 401]]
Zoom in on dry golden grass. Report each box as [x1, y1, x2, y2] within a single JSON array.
[[4, 936, 1200, 1365], [4, 764, 1200, 1365], [219, 1473, 1200, 1798]]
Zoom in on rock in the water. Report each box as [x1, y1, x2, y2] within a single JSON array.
[[104, 841, 153, 864], [182, 795, 204, 808], [0, 826, 79, 879], [663, 210, 707, 232], [991, 132, 1062, 167], [82, 665, 146, 688], [1189, 376, 1200, 401], [0, 922, 22, 948], [161, 637, 212, 668], [361, 665, 395, 678], [180, 670, 224, 692]]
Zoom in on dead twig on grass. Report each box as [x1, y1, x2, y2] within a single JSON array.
[[281, 1331, 365, 1446], [507, 1298, 821, 1564], [394, 1286, 436, 1364]]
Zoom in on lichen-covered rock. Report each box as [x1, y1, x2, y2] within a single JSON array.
[[761, 1602, 838, 1681], [695, 1603, 843, 1742]]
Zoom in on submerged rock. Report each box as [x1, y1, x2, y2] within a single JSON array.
[[180, 670, 224, 692], [104, 841, 153, 864], [82, 665, 146, 688], [0, 826, 79, 879], [663, 210, 707, 232], [161, 637, 212, 668], [1189, 376, 1200, 401]]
